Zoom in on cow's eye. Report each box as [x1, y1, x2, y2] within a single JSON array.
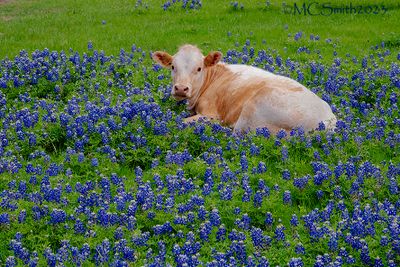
[[171, 65, 175, 70], [197, 67, 202, 72]]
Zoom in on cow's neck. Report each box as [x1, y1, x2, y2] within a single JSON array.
[[187, 64, 226, 112]]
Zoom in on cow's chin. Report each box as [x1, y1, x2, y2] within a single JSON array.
[[172, 94, 188, 101]]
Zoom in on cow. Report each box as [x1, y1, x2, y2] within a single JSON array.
[[152, 44, 337, 134]]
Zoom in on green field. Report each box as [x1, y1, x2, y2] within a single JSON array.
[[1, 0, 400, 60], [0, 0, 399, 266]]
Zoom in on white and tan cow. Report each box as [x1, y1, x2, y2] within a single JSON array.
[[152, 44, 337, 134]]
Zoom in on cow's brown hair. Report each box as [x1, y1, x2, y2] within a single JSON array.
[[152, 51, 173, 68], [204, 51, 222, 67]]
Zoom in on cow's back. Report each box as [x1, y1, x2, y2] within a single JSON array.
[[195, 63, 336, 131]]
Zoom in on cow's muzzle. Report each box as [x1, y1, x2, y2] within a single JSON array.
[[172, 84, 190, 99]]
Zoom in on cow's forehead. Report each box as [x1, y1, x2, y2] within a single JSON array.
[[174, 45, 203, 65]]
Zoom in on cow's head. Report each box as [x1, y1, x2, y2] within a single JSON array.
[[152, 45, 222, 100]]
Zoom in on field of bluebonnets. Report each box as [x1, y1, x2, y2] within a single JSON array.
[[1, 0, 400, 266]]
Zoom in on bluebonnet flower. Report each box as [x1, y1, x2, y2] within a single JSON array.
[[229, 240, 247, 264], [380, 235, 388, 246], [336, 247, 348, 260], [233, 207, 241, 215], [6, 256, 17, 267], [294, 31, 303, 41], [43, 248, 57, 267], [295, 243, 305, 255], [153, 221, 173, 236], [240, 154, 248, 172], [254, 161, 267, 174], [347, 255, 356, 264], [313, 171, 328, 185], [253, 190, 263, 207], [250, 227, 271, 249], [220, 184, 233, 200], [209, 209, 221, 226], [91, 157, 99, 167], [78, 152, 85, 163], [147, 211, 155, 220], [74, 219, 86, 234], [316, 190, 324, 199], [274, 224, 285, 241], [281, 146, 289, 161], [282, 169, 291, 180], [333, 186, 343, 199], [328, 233, 338, 251], [288, 257, 304, 267], [132, 232, 150, 247], [250, 143, 260, 155], [93, 239, 111, 265], [197, 205, 207, 221], [242, 187, 252, 202], [374, 257, 383, 267], [18, 210, 26, 223], [290, 214, 299, 227], [360, 245, 371, 265], [49, 209, 67, 224], [114, 227, 124, 240], [199, 221, 213, 241], [216, 224, 226, 241], [256, 127, 270, 138], [283, 190, 292, 205], [265, 212, 273, 226], [293, 175, 310, 189], [314, 258, 324, 267]]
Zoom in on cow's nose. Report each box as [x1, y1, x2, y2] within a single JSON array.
[[174, 85, 189, 94]]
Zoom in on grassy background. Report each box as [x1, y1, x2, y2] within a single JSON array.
[[1, 0, 400, 60], [0, 0, 399, 266]]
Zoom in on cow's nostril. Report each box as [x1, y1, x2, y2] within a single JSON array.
[[174, 85, 189, 94]]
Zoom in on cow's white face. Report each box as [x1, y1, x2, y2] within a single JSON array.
[[152, 45, 222, 100]]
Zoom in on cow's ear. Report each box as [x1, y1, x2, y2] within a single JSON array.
[[204, 51, 222, 67], [152, 51, 173, 68]]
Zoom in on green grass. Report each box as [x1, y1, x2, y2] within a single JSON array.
[[0, 0, 399, 266], [1, 0, 400, 60]]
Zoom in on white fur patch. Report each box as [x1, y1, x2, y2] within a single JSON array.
[[226, 64, 276, 80]]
